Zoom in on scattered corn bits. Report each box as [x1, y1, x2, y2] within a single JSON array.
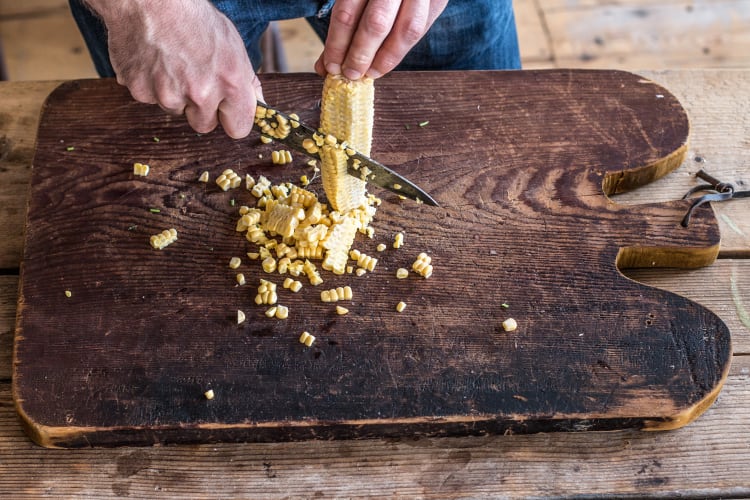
[[502, 318, 518, 332], [335, 305, 349, 315], [396, 301, 406, 312], [321, 286, 353, 303], [236, 273, 246, 286], [283, 278, 303, 292], [64, 290, 72, 298], [393, 232, 404, 249], [274, 305, 289, 319], [204, 389, 215, 400], [237, 310, 246, 324], [271, 150, 293, 165], [299, 331, 315, 347], [216, 168, 242, 191], [376, 243, 386, 252], [412, 252, 433, 278], [198, 171, 209, 183], [396, 268, 409, 279], [260, 135, 273, 144], [255, 279, 278, 305], [150, 228, 178, 250], [133, 162, 150, 176], [229, 256, 241, 269]]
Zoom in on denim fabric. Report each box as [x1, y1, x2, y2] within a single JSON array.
[[68, 0, 520, 77]]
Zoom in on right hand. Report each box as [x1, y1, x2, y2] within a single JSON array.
[[85, 0, 261, 139]]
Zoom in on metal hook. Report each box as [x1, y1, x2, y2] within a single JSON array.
[[681, 169, 749, 227]]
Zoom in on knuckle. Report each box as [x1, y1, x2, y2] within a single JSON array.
[[332, 4, 360, 30], [364, 8, 392, 37]]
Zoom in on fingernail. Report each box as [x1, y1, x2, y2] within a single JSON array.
[[365, 68, 382, 79], [343, 67, 362, 80], [326, 62, 341, 75]]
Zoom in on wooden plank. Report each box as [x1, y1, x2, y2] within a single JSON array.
[[3, 262, 747, 382], [14, 72, 734, 447], [0, 81, 60, 269], [515, 0, 553, 64], [616, 70, 750, 256], [0, 0, 68, 18], [0, 12, 97, 81], [544, 0, 750, 69], [2, 356, 749, 498]]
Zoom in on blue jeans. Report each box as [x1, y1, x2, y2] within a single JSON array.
[[69, 0, 521, 77]]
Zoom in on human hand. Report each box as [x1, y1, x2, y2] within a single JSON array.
[[314, 0, 448, 80], [84, 0, 260, 139]]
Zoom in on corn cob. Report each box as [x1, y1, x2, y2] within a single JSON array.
[[319, 74, 374, 212]]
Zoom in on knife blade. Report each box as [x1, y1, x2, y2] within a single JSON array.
[[254, 102, 439, 206]]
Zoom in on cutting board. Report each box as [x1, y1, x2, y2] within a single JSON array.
[[14, 70, 731, 448]]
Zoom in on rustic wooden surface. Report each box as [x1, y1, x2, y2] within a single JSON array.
[[13, 70, 731, 447], [1, 70, 749, 497]]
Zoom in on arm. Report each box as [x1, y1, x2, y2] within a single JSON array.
[[314, 0, 449, 80], [83, 0, 260, 139]]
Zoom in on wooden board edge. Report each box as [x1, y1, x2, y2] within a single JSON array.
[[603, 141, 689, 196], [641, 354, 732, 431]]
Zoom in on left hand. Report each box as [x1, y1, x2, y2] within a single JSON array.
[[314, 0, 448, 80]]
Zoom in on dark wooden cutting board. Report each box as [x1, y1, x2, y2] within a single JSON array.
[[14, 70, 731, 448]]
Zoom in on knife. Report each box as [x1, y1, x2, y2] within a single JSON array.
[[254, 102, 439, 206]]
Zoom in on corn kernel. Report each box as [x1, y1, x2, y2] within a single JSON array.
[[260, 135, 273, 144], [412, 252, 433, 278], [237, 310, 246, 324], [262, 256, 277, 273], [299, 331, 315, 347], [396, 268, 409, 279], [198, 171, 209, 182], [236, 273, 246, 285], [133, 162, 150, 176], [275, 305, 289, 319], [65, 290, 72, 298], [229, 256, 241, 269], [376, 243, 386, 252], [396, 301, 406, 312], [502, 318, 518, 332], [265, 306, 278, 318], [247, 252, 260, 260], [204, 389, 215, 400], [355, 268, 366, 277], [336, 306, 349, 315], [394, 232, 404, 249]]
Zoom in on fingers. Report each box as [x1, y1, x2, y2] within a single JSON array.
[[218, 72, 262, 139], [321, 0, 447, 80], [366, 0, 428, 78], [322, 0, 370, 76]]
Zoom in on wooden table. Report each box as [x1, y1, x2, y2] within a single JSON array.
[[1, 70, 748, 498]]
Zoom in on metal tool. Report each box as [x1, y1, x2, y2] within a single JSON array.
[[255, 102, 439, 206]]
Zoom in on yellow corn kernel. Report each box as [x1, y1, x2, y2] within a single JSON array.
[[245, 174, 256, 190], [133, 162, 150, 176], [336, 305, 349, 315], [260, 135, 273, 144], [393, 232, 404, 249], [150, 228, 178, 250], [396, 268, 409, 279], [204, 389, 215, 400], [198, 170, 209, 183], [355, 268, 366, 277], [236, 273, 246, 286], [299, 331, 315, 347], [229, 256, 241, 269], [246, 252, 259, 261], [265, 306, 278, 318], [237, 309, 246, 324], [396, 301, 406, 312], [262, 256, 277, 273], [376, 243, 386, 252], [320, 285, 352, 303], [275, 305, 289, 319], [412, 252, 433, 278], [300, 175, 309, 186], [271, 149, 293, 165], [65, 290, 72, 298], [303, 259, 323, 286], [502, 318, 518, 332]]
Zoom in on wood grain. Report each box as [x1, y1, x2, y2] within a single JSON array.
[[12, 71, 733, 447], [2, 356, 749, 498]]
